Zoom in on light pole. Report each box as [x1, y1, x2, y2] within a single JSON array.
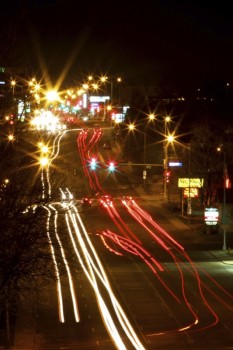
[[163, 141, 168, 199], [128, 123, 135, 161], [110, 81, 113, 102], [110, 77, 122, 104], [186, 145, 192, 225], [163, 116, 171, 200], [187, 145, 192, 216], [143, 127, 147, 187], [217, 146, 227, 251], [143, 114, 155, 187], [100, 75, 122, 105], [11, 79, 16, 97], [223, 150, 227, 250], [163, 134, 174, 200], [116, 77, 122, 106]]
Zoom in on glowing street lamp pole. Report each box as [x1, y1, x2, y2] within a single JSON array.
[[143, 114, 155, 187], [116, 77, 122, 105], [11, 79, 16, 97], [128, 123, 135, 161], [164, 134, 174, 200], [164, 142, 168, 200], [101, 76, 122, 104], [163, 116, 171, 200]]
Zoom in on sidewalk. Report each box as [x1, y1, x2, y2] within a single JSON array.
[[133, 179, 233, 263]]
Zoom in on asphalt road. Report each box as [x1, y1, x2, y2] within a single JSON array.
[[12, 125, 233, 350]]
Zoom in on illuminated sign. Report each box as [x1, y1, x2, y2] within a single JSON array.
[[89, 96, 110, 103], [112, 113, 124, 123], [82, 93, 87, 108], [178, 178, 204, 188], [205, 208, 219, 225], [183, 188, 198, 198], [169, 161, 182, 167]]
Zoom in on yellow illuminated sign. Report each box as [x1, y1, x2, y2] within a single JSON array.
[[183, 188, 199, 198], [178, 178, 204, 188]]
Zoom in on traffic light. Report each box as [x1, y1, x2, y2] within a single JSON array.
[[90, 157, 97, 170], [165, 170, 171, 183], [108, 161, 116, 172]]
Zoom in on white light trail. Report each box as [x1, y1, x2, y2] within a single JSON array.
[[49, 204, 80, 322], [43, 206, 65, 323], [65, 211, 128, 350], [66, 203, 146, 350]]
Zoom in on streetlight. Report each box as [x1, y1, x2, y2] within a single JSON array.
[[11, 79, 16, 97], [217, 146, 227, 251], [115, 77, 122, 105], [128, 123, 135, 161], [99, 75, 122, 104], [39, 156, 49, 168], [8, 134, 15, 142], [100, 75, 108, 95], [45, 89, 59, 103], [143, 114, 155, 186], [186, 144, 192, 218], [163, 134, 174, 200], [164, 115, 171, 130], [163, 116, 171, 198]]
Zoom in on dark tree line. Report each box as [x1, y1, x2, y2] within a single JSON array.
[[0, 126, 71, 348]]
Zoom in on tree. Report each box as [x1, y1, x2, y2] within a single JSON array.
[[187, 120, 233, 208], [0, 127, 71, 348]]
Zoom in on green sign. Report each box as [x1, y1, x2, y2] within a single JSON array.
[[0, 67, 5, 73]]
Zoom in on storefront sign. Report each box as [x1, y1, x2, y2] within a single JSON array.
[[178, 178, 204, 188], [205, 208, 219, 225], [90, 96, 110, 102], [183, 188, 199, 198]]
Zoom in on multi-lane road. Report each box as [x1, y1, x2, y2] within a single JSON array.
[[14, 125, 233, 350]]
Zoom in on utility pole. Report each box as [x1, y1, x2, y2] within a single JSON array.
[[222, 151, 227, 250], [217, 145, 227, 250], [143, 129, 147, 187], [187, 146, 192, 224], [163, 142, 168, 200]]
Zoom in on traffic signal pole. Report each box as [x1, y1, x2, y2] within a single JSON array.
[[164, 143, 168, 200]]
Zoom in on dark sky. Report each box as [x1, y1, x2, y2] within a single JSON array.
[[2, 0, 233, 88]]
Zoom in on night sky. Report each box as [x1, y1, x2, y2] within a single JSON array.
[[1, 0, 233, 88]]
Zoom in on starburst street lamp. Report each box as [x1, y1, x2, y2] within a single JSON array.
[[8, 134, 15, 142], [164, 133, 174, 200], [11, 79, 16, 97], [128, 123, 135, 161], [128, 123, 135, 131], [46, 90, 59, 102], [114, 77, 122, 105], [39, 156, 49, 168], [143, 114, 155, 165], [99, 75, 122, 103], [143, 114, 156, 186]]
